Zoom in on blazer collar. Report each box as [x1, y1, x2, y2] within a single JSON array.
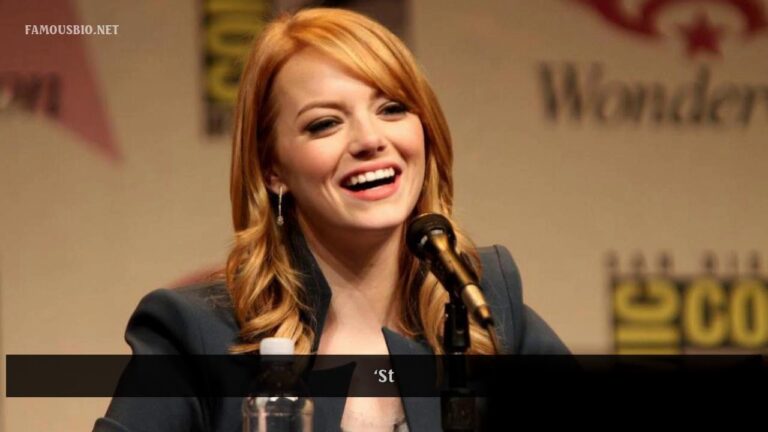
[[284, 221, 332, 353]]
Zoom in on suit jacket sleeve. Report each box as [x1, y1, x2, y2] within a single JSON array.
[[93, 288, 212, 432]]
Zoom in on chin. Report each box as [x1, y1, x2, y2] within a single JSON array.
[[343, 209, 412, 232]]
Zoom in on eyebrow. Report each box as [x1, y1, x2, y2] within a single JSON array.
[[295, 90, 386, 119], [295, 101, 347, 119]]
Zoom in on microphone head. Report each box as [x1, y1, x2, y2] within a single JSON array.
[[406, 213, 456, 259]]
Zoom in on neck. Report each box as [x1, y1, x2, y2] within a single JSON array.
[[297, 215, 403, 328]]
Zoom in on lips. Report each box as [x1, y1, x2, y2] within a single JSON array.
[[339, 163, 402, 190], [339, 163, 403, 201]]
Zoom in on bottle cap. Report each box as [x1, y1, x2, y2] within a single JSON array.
[[260, 337, 295, 355]]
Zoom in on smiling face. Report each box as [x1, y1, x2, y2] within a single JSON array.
[[268, 49, 426, 237]]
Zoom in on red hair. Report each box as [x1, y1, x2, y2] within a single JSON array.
[[226, 8, 495, 354]]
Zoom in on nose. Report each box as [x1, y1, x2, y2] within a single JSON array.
[[347, 115, 386, 158]]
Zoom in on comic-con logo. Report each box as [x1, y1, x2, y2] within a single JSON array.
[[574, 0, 768, 57]]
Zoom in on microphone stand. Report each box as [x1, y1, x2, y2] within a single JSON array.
[[441, 291, 476, 431], [405, 214, 493, 430]]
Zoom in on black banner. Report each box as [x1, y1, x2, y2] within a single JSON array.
[[6, 354, 767, 397]]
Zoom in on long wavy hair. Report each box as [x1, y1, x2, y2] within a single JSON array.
[[226, 7, 496, 355]]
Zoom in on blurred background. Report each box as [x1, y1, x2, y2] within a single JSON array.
[[2, 0, 767, 429]]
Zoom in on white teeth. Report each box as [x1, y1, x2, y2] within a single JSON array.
[[344, 167, 396, 187]]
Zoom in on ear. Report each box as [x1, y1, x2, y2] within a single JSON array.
[[265, 167, 287, 195]]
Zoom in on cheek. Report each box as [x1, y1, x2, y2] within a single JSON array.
[[272, 117, 341, 188], [281, 143, 341, 187], [399, 119, 426, 166]]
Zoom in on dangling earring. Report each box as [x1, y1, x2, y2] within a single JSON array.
[[276, 185, 285, 226]]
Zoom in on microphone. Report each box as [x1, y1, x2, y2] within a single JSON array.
[[406, 213, 494, 328]]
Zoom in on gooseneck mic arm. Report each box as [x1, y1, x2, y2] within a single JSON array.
[[406, 213, 495, 329]]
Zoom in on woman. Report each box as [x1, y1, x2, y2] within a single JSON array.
[[94, 7, 568, 432]]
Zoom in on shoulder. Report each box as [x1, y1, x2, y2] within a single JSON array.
[[125, 280, 240, 355], [97, 282, 241, 432], [477, 244, 571, 354], [477, 244, 523, 302], [477, 245, 525, 352]]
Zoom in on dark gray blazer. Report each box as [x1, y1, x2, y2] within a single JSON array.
[[94, 227, 569, 432]]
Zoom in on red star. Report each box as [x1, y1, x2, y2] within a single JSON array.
[[679, 13, 725, 57]]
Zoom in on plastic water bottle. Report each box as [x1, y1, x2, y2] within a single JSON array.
[[243, 338, 314, 432]]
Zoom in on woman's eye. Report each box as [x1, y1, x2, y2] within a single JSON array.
[[305, 118, 339, 135], [380, 102, 408, 116]]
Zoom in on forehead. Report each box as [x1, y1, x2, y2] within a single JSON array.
[[272, 49, 379, 112]]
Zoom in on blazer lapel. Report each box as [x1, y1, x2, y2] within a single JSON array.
[[285, 223, 347, 431], [284, 222, 332, 354], [382, 328, 443, 432]]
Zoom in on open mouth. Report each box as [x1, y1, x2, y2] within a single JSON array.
[[341, 167, 400, 192]]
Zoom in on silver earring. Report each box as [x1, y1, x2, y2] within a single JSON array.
[[276, 186, 285, 226]]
